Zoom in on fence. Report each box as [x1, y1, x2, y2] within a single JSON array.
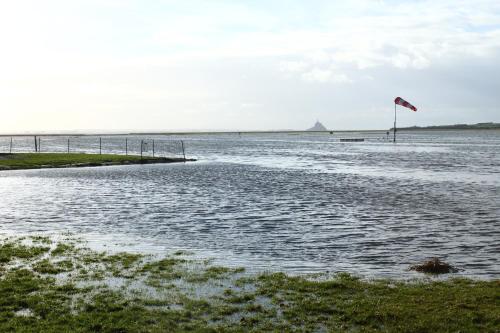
[[0, 136, 186, 159]]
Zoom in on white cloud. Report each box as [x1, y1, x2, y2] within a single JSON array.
[[302, 69, 352, 84], [279, 61, 309, 73], [0, 0, 499, 132], [302, 69, 333, 83]]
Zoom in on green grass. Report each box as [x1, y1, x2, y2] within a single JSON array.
[[0, 242, 50, 263], [0, 153, 186, 170], [0, 235, 498, 332]]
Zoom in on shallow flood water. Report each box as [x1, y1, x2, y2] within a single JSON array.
[[0, 130, 499, 279]]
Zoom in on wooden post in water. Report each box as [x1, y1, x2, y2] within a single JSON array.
[[34, 136, 38, 152], [99, 137, 102, 155], [9, 137, 12, 154], [125, 138, 128, 156], [38, 137, 41, 152], [140, 140, 143, 160], [152, 139, 155, 157], [67, 138, 70, 153], [393, 102, 397, 143], [181, 140, 186, 161]]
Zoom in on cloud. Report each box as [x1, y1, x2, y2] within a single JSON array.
[[0, 0, 499, 132], [279, 61, 309, 73], [301, 69, 352, 84]]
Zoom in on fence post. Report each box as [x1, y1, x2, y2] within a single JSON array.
[[140, 140, 143, 160], [181, 140, 186, 161], [152, 140, 155, 157], [125, 138, 128, 156], [9, 137, 12, 154], [99, 137, 102, 155], [67, 138, 70, 153]]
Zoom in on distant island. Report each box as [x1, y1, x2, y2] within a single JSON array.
[[396, 122, 500, 130], [307, 121, 328, 131]]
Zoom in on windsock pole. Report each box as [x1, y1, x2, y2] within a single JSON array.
[[393, 97, 417, 143], [393, 102, 397, 143]]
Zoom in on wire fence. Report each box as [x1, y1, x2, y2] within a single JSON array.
[[0, 136, 186, 159]]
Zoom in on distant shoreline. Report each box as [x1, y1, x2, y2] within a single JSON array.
[[1, 124, 499, 137], [395, 122, 500, 131]]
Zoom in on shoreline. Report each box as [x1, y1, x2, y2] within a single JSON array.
[[0, 153, 196, 171], [1, 228, 496, 281], [0, 234, 498, 332], [1, 127, 500, 137]]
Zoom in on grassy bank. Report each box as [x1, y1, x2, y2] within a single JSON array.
[[0, 236, 498, 332], [0, 153, 190, 171]]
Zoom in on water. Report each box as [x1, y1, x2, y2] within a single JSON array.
[[0, 130, 499, 279]]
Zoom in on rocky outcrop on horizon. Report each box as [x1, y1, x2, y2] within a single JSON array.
[[307, 121, 328, 131]]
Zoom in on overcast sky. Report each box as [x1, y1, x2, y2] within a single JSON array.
[[1, 0, 499, 133]]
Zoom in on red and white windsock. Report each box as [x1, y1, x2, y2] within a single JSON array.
[[394, 97, 417, 112]]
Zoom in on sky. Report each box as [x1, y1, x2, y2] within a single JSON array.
[[0, 0, 499, 133]]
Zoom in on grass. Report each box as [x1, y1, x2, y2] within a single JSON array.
[[0, 242, 50, 263], [0, 153, 188, 171], [0, 235, 498, 332]]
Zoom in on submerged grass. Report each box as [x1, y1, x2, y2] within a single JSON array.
[[0, 242, 50, 263], [0, 153, 187, 171], [0, 235, 498, 332]]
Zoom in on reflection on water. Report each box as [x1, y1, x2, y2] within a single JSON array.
[[0, 130, 499, 279]]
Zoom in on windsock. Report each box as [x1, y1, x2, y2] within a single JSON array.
[[394, 97, 417, 112]]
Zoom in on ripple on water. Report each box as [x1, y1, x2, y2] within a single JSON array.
[[0, 132, 499, 279]]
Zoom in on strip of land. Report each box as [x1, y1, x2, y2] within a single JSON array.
[[0, 235, 498, 332], [396, 122, 500, 131], [0, 153, 193, 171]]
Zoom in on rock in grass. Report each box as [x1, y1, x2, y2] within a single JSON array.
[[410, 258, 458, 274]]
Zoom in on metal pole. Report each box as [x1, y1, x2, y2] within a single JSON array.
[[152, 140, 155, 157], [393, 103, 397, 143], [181, 140, 186, 161], [99, 137, 102, 155], [9, 137, 12, 154], [125, 138, 128, 156], [67, 138, 70, 153]]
